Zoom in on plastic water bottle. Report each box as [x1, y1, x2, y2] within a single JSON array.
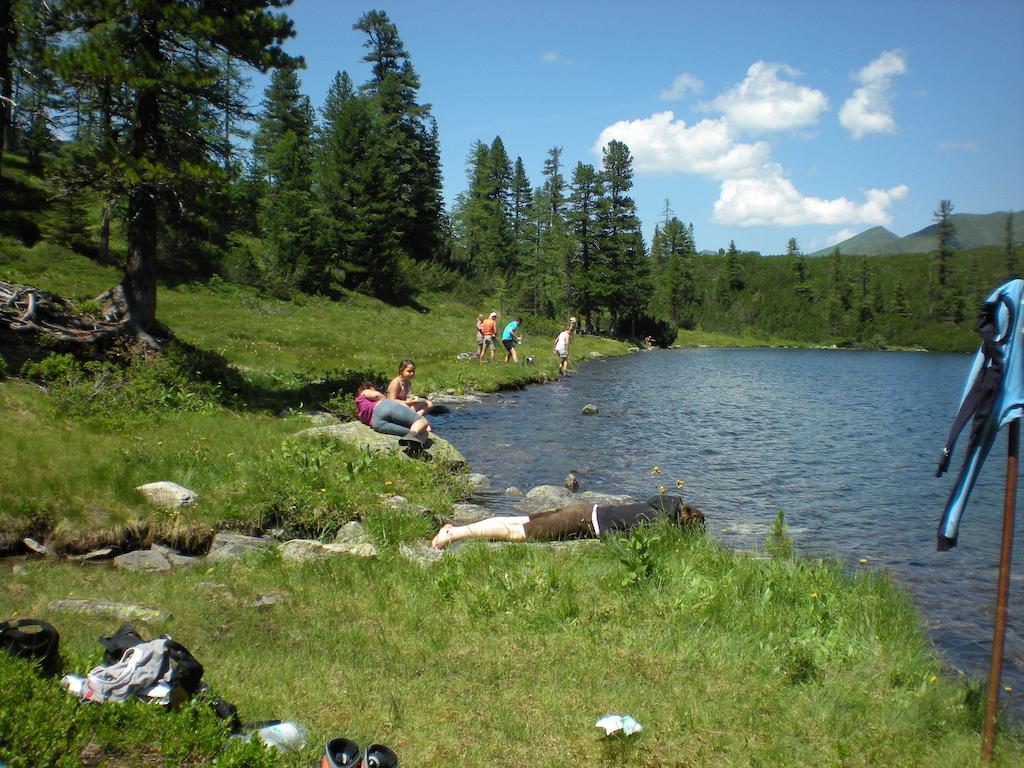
[[254, 722, 307, 752], [228, 721, 307, 752]]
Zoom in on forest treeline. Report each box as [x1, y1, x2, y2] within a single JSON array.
[[1, 3, 1020, 351]]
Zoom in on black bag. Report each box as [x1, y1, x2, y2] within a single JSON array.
[[98, 623, 148, 666], [0, 618, 61, 677]]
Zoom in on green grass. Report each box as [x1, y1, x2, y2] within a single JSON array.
[[4, 525, 1020, 767], [2, 158, 1021, 766]]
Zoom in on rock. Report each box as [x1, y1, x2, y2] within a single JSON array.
[[196, 582, 233, 598], [280, 538, 378, 563], [588, 351, 604, 359], [628, 347, 641, 353], [446, 503, 489, 526], [426, 392, 484, 406], [22, 537, 49, 556], [326, 540, 378, 558], [306, 411, 339, 426], [399, 543, 443, 567], [297, 422, 467, 468], [380, 495, 430, 516], [513, 485, 574, 514], [206, 532, 275, 561], [581, 403, 599, 415], [466, 473, 490, 492], [136, 481, 197, 510], [279, 539, 331, 563], [12, 563, 29, 576], [252, 594, 286, 610], [513, 485, 637, 515], [505, 486, 524, 497], [334, 521, 372, 545], [48, 599, 169, 624], [114, 549, 172, 573], [166, 553, 202, 568], [425, 403, 450, 415], [68, 546, 119, 562], [564, 473, 579, 491]]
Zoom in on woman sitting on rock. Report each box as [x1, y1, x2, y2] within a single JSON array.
[[386, 359, 433, 415], [431, 494, 703, 549], [354, 381, 430, 449]]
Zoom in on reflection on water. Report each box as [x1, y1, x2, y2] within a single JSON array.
[[431, 348, 1024, 715]]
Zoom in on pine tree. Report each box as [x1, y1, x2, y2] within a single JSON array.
[[596, 140, 645, 332], [251, 65, 315, 294], [567, 161, 602, 331], [543, 146, 564, 220], [932, 199, 956, 322], [54, 0, 297, 336], [353, 10, 443, 267], [725, 240, 745, 292]]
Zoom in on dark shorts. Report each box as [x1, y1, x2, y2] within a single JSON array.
[[522, 503, 594, 541], [502, 339, 516, 352]]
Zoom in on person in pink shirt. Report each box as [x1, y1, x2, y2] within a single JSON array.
[[354, 382, 429, 449]]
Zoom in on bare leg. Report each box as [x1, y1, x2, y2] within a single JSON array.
[[431, 516, 530, 549], [410, 417, 429, 437]]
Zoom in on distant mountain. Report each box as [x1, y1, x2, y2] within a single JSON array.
[[808, 211, 1024, 257]]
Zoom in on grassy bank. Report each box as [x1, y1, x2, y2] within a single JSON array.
[[2, 235, 1022, 766], [4, 523, 1020, 767]]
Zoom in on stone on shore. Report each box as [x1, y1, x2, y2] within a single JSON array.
[[297, 421, 467, 468], [206, 532, 276, 562], [445, 503, 489, 526], [466, 473, 490, 492], [513, 485, 636, 515], [114, 549, 173, 573], [581, 403, 598, 415]]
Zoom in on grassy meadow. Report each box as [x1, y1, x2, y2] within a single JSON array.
[[2, 169, 1022, 764]]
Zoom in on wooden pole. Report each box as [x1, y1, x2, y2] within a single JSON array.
[[981, 419, 1019, 762]]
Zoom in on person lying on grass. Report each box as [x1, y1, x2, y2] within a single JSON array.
[[355, 381, 431, 449], [431, 494, 704, 549]]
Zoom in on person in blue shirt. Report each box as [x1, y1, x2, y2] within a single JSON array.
[[501, 317, 522, 363]]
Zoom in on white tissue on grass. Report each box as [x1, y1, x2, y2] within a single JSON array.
[[595, 714, 643, 736]]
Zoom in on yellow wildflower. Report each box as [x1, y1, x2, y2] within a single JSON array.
[[651, 466, 661, 475], [676, 480, 684, 489]]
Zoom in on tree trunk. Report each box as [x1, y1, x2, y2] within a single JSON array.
[[123, 20, 161, 333], [0, 0, 14, 178]]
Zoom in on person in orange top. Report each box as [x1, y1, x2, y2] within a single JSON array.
[[479, 311, 497, 363]]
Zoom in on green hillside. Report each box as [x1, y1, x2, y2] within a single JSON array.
[[811, 211, 1024, 257]]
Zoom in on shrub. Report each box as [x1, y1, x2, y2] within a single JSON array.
[[20, 349, 223, 427]]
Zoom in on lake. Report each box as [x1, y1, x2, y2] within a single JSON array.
[[430, 347, 1024, 714]]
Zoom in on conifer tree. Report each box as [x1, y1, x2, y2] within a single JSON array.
[[932, 198, 956, 322], [251, 65, 315, 293], [54, 0, 297, 337], [596, 140, 645, 332], [567, 161, 602, 331], [354, 9, 443, 267]]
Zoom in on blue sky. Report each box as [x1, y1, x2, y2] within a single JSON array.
[[266, 0, 1024, 255]]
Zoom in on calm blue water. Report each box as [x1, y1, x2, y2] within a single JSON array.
[[430, 348, 1024, 713]]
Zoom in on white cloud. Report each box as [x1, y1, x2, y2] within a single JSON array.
[[839, 50, 907, 139], [938, 140, 980, 151], [660, 73, 703, 101], [542, 51, 558, 63], [592, 112, 770, 178], [701, 61, 829, 134], [712, 172, 908, 227]]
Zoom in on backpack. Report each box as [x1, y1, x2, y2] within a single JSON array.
[[0, 618, 61, 677], [98, 623, 204, 695]]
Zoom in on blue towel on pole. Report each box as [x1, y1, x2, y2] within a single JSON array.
[[936, 279, 1024, 550]]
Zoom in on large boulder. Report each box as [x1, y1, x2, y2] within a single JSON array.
[[298, 421, 467, 468], [513, 485, 637, 515], [136, 482, 197, 510]]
